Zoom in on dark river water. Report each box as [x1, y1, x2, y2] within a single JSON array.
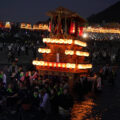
[[71, 93, 101, 120]]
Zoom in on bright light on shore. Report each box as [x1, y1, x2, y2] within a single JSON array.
[[83, 33, 88, 38]]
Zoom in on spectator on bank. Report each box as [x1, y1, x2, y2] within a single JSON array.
[[40, 88, 51, 114]]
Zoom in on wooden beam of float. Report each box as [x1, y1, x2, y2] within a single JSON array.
[[43, 38, 87, 47], [32, 60, 92, 69]]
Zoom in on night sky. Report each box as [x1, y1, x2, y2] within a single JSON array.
[[0, 0, 119, 23]]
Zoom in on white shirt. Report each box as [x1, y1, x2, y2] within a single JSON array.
[[3, 74, 6, 84]]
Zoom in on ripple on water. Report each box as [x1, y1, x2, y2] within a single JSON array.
[[71, 96, 102, 120]]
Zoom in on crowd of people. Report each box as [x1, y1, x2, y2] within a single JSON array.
[[0, 62, 74, 120], [87, 39, 120, 65], [0, 63, 117, 119], [74, 64, 117, 97], [0, 28, 49, 63]]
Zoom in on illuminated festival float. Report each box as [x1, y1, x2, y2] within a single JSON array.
[[33, 7, 92, 87]]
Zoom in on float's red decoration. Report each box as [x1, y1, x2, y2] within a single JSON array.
[[69, 22, 75, 34], [49, 22, 51, 32], [78, 27, 83, 36]]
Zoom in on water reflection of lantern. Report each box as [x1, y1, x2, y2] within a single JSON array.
[[70, 22, 75, 34]]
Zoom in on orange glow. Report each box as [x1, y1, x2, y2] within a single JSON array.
[[78, 64, 92, 69], [71, 97, 96, 120], [43, 38, 73, 45], [38, 48, 51, 53], [33, 24, 49, 30], [49, 62, 52, 67], [76, 51, 89, 57], [65, 50, 74, 55], [39, 24, 49, 30], [84, 27, 120, 34], [65, 50, 89, 57], [43, 38, 87, 47], [66, 63, 76, 69], [5, 22, 11, 29], [20, 23, 32, 30], [20, 23, 26, 29], [26, 24, 32, 30], [74, 40, 87, 47], [33, 24, 39, 30]]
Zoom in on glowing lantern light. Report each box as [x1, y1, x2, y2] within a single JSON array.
[[38, 24, 48, 30], [48, 22, 51, 32], [5, 22, 11, 29], [41, 61, 45, 66], [20, 23, 26, 29], [58, 63, 61, 68], [44, 62, 48, 66], [78, 27, 83, 36], [38, 48, 51, 54], [68, 40, 73, 44], [33, 24, 39, 30], [65, 50, 74, 55], [26, 24, 32, 30], [49, 62, 52, 67], [70, 22, 75, 34], [76, 51, 89, 57], [83, 27, 120, 34], [62, 63, 66, 68], [43, 38, 73, 45], [32, 61, 92, 70], [74, 40, 87, 47], [53, 63, 57, 67], [82, 33, 88, 38], [32, 61, 36, 65], [78, 64, 92, 69], [66, 63, 75, 69], [70, 64, 76, 69]]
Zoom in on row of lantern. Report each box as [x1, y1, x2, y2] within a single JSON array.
[[0, 22, 11, 29], [20, 23, 49, 30], [38, 48, 89, 57], [20, 23, 32, 30], [43, 38, 87, 47], [84, 27, 120, 34], [43, 38, 73, 45], [33, 24, 48, 30], [38, 48, 51, 53], [32, 60, 92, 69], [65, 50, 89, 57]]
